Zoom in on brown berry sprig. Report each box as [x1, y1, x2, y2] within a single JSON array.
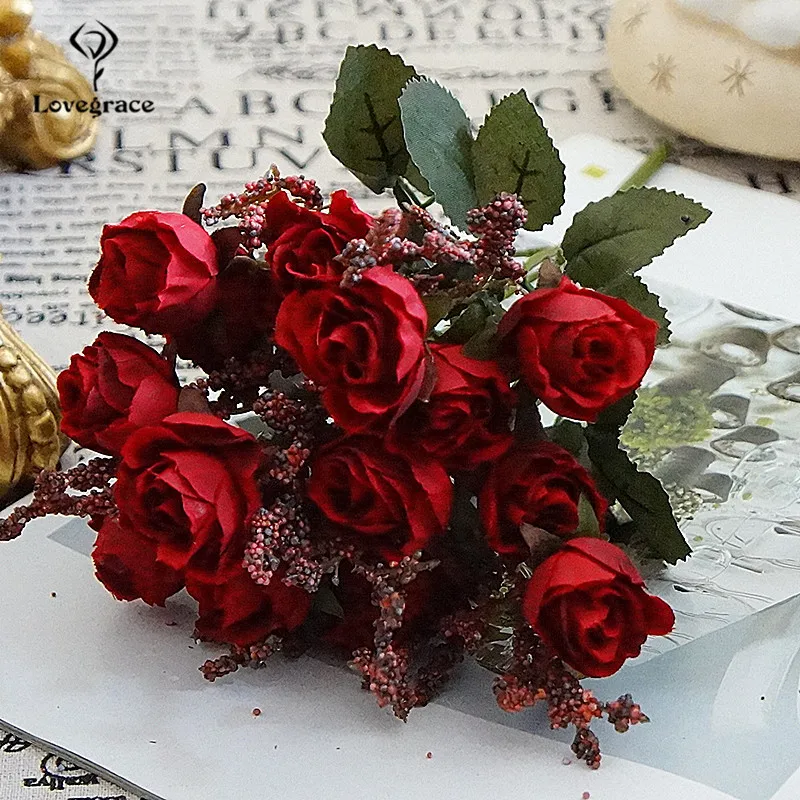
[[190, 352, 278, 417], [244, 496, 314, 589], [201, 636, 282, 682], [347, 552, 440, 720], [544, 665, 603, 731], [244, 495, 357, 593], [572, 728, 602, 770], [0, 460, 118, 542], [605, 694, 650, 733], [202, 168, 323, 253], [467, 192, 528, 280], [488, 623, 649, 769]]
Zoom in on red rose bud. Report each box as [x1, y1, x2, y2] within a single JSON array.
[[263, 189, 373, 292], [524, 538, 675, 677], [275, 267, 428, 433], [480, 441, 607, 559], [389, 344, 515, 470], [187, 563, 312, 647], [307, 436, 453, 561], [499, 277, 658, 422], [89, 211, 219, 335], [57, 332, 180, 456], [114, 412, 262, 575], [91, 517, 184, 607]]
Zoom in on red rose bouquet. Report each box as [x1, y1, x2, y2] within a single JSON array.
[[0, 46, 711, 768]]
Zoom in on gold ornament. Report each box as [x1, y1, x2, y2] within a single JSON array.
[[0, 0, 98, 169], [0, 303, 63, 505]]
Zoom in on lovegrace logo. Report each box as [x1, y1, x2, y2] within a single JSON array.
[[70, 20, 118, 91], [31, 20, 156, 118]]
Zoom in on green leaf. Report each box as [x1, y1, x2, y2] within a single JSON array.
[[472, 90, 566, 232], [548, 419, 586, 457], [593, 392, 637, 435], [323, 45, 428, 194], [613, 275, 671, 345], [586, 427, 691, 564], [438, 301, 491, 344], [514, 388, 545, 444], [422, 294, 454, 335], [399, 78, 478, 229], [562, 188, 710, 340], [312, 585, 345, 620], [574, 493, 602, 539], [461, 321, 499, 361]]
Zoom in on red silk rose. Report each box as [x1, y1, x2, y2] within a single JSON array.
[[91, 517, 184, 607], [89, 211, 219, 335], [114, 412, 262, 576], [263, 189, 373, 291], [499, 276, 658, 422], [307, 436, 453, 560], [187, 563, 311, 647], [480, 441, 607, 559], [173, 258, 279, 372], [389, 344, 515, 470], [275, 266, 428, 432], [57, 332, 180, 456], [523, 538, 674, 677]]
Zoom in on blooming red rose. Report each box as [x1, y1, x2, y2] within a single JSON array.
[[499, 277, 658, 422], [173, 258, 279, 371], [91, 517, 184, 607], [57, 332, 180, 456], [479, 441, 607, 559], [187, 563, 311, 647], [307, 436, 453, 560], [263, 190, 373, 291], [389, 344, 515, 470], [114, 412, 262, 576], [89, 211, 219, 335], [275, 267, 428, 432], [523, 537, 674, 677]]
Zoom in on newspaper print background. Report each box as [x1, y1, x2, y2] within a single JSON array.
[[2, 0, 800, 797]]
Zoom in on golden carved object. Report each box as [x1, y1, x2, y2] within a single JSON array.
[[0, 0, 98, 169], [0, 304, 63, 504]]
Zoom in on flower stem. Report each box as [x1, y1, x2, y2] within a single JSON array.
[[617, 141, 671, 193]]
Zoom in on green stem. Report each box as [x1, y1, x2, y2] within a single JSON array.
[[617, 141, 671, 193], [395, 176, 432, 208], [522, 246, 560, 270]]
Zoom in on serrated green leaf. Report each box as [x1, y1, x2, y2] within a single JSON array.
[[472, 90, 566, 232], [593, 392, 637, 435], [586, 428, 691, 564], [323, 45, 428, 194], [563, 188, 710, 290], [613, 275, 671, 345], [399, 79, 478, 229]]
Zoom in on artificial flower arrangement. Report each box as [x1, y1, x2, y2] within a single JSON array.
[[0, 46, 711, 767]]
